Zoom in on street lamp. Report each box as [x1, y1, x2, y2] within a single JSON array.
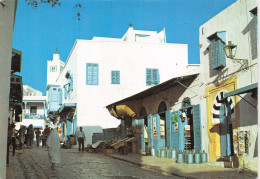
[[224, 41, 237, 59], [223, 41, 248, 66]]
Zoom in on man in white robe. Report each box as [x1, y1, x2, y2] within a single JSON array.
[[46, 128, 60, 170]]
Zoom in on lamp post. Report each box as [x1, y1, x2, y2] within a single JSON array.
[[224, 41, 237, 59], [223, 41, 248, 66]]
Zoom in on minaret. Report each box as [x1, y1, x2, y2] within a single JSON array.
[[47, 48, 64, 86]]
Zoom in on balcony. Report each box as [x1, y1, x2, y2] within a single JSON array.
[[23, 113, 45, 120]]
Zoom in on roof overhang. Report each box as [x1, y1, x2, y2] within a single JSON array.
[[58, 103, 76, 114], [58, 103, 77, 122], [224, 83, 258, 98], [106, 73, 199, 108]]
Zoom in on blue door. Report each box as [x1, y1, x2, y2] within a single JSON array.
[[172, 111, 179, 150], [193, 104, 202, 152], [132, 119, 145, 153], [178, 110, 187, 151], [147, 114, 154, 150], [73, 115, 77, 135], [220, 101, 232, 156], [66, 120, 72, 136], [165, 110, 172, 148], [155, 114, 165, 156]]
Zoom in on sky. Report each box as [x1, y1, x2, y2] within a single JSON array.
[[12, 0, 237, 95]]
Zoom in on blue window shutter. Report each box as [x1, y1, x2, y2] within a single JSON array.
[[211, 38, 226, 70], [146, 69, 151, 86], [93, 64, 99, 85], [111, 71, 115, 84], [86, 63, 99, 85], [146, 68, 159, 86], [193, 104, 202, 152], [112, 71, 120, 84], [117, 71, 120, 84]]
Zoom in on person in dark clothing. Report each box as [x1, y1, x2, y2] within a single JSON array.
[[35, 128, 41, 147], [77, 127, 85, 152], [11, 123, 16, 156], [6, 121, 12, 165]]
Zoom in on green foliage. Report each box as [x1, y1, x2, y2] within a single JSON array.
[[25, 0, 82, 21]]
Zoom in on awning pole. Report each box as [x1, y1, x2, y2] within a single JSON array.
[[238, 94, 257, 108], [176, 81, 199, 96]]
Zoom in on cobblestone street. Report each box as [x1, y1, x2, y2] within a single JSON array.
[[8, 147, 180, 179]]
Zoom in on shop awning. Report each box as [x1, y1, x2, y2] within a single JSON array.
[[58, 103, 76, 114], [224, 83, 258, 98], [108, 105, 136, 119]]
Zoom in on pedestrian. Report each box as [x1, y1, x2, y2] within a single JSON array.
[[26, 124, 34, 149], [42, 125, 51, 147], [18, 126, 26, 149], [77, 127, 86, 152], [35, 128, 41, 147], [6, 120, 12, 165], [46, 128, 60, 170], [11, 123, 16, 156]]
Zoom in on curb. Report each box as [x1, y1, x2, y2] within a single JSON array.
[[103, 154, 195, 179]]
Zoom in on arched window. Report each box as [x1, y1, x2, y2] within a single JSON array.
[[158, 101, 167, 118], [139, 107, 147, 126]]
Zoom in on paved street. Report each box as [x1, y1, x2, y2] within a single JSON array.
[[8, 147, 180, 179]]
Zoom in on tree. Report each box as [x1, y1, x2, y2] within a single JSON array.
[[25, 0, 82, 20]]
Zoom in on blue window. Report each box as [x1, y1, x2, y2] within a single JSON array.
[[111, 71, 120, 84], [86, 63, 99, 85], [208, 32, 226, 70], [146, 68, 159, 86]]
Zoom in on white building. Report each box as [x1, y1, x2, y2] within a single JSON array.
[[199, 0, 257, 170], [16, 86, 47, 132], [47, 25, 199, 145], [0, 0, 18, 177]]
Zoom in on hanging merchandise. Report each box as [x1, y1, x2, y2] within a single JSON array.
[[172, 113, 178, 123], [174, 122, 178, 131], [233, 130, 239, 154], [180, 111, 186, 122], [160, 119, 165, 139], [238, 131, 245, 155], [153, 116, 157, 139]]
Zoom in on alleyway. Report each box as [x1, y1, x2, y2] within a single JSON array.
[[7, 147, 178, 179], [7, 146, 258, 179]]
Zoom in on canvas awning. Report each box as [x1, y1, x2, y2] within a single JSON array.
[[108, 105, 136, 119]]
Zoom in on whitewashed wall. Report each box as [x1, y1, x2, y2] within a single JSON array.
[[0, 0, 17, 177], [199, 0, 257, 170]]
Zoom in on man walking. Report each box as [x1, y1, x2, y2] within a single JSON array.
[[35, 128, 41, 147], [27, 124, 34, 149], [77, 127, 85, 152]]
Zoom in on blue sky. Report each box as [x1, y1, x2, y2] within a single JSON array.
[[12, 0, 236, 95]]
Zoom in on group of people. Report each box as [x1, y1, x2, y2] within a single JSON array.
[[7, 121, 86, 170]]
